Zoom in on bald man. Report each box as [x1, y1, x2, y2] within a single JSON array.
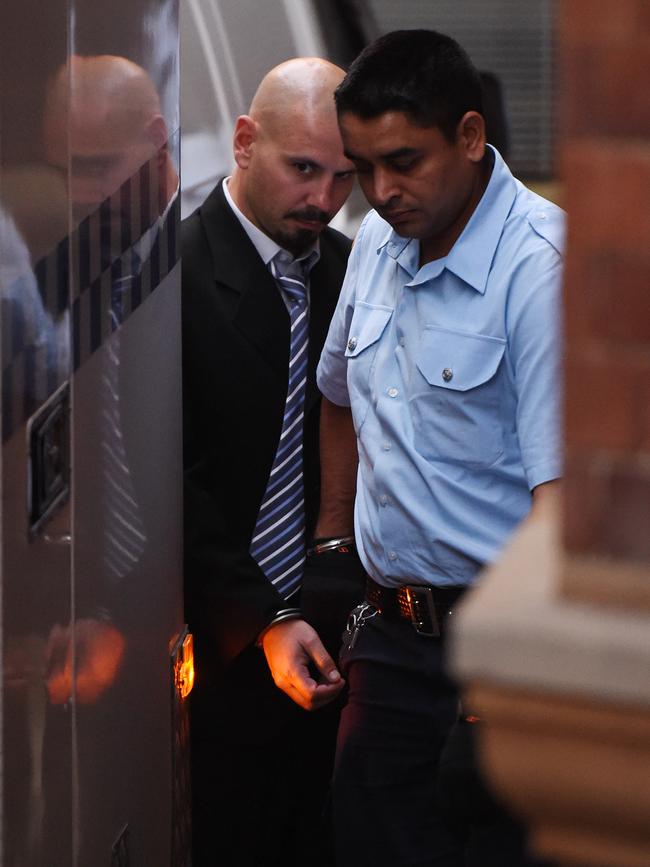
[[182, 59, 362, 866]]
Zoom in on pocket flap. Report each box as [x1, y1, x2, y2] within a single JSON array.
[[345, 303, 393, 357], [416, 326, 506, 391]]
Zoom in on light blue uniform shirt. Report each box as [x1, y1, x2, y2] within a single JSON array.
[[317, 147, 565, 589]]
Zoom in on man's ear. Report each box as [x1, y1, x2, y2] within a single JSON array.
[[457, 111, 486, 163], [147, 114, 169, 151], [233, 115, 257, 168]]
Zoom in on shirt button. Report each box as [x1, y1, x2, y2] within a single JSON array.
[[379, 494, 388, 506], [347, 336, 357, 351], [442, 367, 453, 383], [388, 551, 398, 561], [387, 387, 398, 398], [382, 442, 391, 451]]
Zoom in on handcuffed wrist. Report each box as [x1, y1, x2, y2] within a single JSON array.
[[308, 535, 355, 555], [255, 608, 302, 646]]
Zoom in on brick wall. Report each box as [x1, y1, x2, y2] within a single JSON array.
[[560, 0, 650, 608]]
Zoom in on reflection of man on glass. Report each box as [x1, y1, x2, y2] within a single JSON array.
[[3, 48, 180, 865], [39, 54, 179, 705], [44, 54, 177, 226]]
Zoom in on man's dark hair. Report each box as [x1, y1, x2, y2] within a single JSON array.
[[335, 29, 484, 142]]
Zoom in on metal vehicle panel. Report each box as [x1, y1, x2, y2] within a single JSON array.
[[1, 1, 185, 864]]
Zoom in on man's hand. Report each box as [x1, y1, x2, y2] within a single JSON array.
[[261, 618, 344, 711]]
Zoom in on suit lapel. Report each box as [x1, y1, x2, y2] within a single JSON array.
[[199, 181, 289, 378], [198, 182, 345, 415]]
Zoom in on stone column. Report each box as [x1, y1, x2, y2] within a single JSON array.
[[561, 0, 650, 612]]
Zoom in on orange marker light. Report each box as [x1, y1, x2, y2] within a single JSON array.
[[174, 632, 195, 699]]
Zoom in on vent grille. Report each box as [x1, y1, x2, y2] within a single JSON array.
[[366, 0, 556, 178]]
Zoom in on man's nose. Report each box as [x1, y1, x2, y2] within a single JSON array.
[[307, 177, 335, 215], [369, 168, 399, 208]]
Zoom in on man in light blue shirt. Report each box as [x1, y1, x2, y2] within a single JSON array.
[[314, 30, 564, 867]]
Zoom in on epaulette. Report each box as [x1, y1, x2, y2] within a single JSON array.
[[527, 206, 566, 256]]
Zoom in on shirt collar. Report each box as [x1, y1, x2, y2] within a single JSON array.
[[222, 177, 320, 273], [444, 147, 516, 293], [376, 146, 517, 294]]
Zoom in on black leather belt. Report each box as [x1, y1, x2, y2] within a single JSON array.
[[365, 575, 466, 638]]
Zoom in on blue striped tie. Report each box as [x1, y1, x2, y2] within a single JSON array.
[[250, 257, 309, 598]]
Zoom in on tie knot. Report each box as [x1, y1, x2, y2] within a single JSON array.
[[271, 257, 307, 304]]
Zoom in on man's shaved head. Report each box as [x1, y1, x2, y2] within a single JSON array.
[[249, 57, 346, 135], [228, 58, 355, 256]]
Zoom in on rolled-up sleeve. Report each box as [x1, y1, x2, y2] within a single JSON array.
[[507, 245, 564, 490]]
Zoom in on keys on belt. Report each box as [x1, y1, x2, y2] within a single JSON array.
[[341, 602, 378, 656], [365, 576, 465, 638]]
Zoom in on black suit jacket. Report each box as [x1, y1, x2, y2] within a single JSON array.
[[182, 180, 352, 691]]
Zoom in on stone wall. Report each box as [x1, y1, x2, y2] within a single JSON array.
[[560, 0, 650, 609]]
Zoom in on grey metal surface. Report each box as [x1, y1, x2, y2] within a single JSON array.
[[1, 0, 184, 863], [2, 4, 74, 861], [71, 263, 182, 865]]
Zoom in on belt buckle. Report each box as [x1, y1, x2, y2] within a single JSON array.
[[405, 585, 440, 638]]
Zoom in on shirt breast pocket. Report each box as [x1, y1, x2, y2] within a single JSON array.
[[411, 326, 507, 468], [345, 302, 393, 434]]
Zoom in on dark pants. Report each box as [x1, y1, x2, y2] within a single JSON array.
[[191, 645, 339, 867], [332, 613, 551, 867]]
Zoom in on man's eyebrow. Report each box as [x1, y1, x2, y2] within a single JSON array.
[[385, 147, 419, 159], [344, 147, 419, 161], [287, 155, 318, 166]]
